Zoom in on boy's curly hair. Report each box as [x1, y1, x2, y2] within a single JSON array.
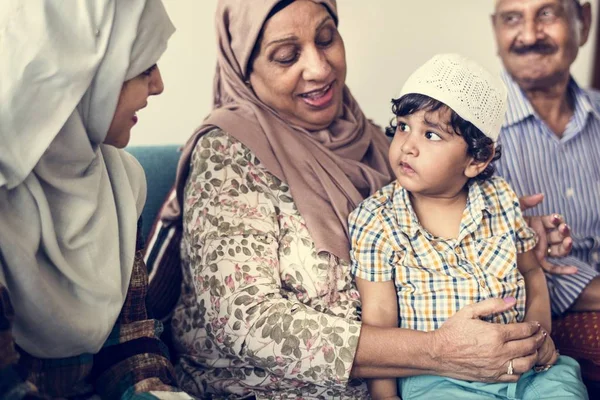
[[385, 93, 501, 181]]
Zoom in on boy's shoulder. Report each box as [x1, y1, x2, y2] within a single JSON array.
[[351, 181, 398, 217], [477, 176, 518, 212]]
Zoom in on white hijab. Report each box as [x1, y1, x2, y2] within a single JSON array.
[[0, 0, 174, 358]]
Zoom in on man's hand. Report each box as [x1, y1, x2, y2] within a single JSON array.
[[519, 194, 577, 275]]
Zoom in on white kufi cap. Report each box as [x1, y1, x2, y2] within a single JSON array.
[[399, 53, 507, 141]]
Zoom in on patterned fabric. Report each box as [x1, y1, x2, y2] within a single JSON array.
[[349, 177, 537, 331], [0, 220, 186, 400], [172, 129, 367, 399], [497, 72, 600, 315], [552, 312, 600, 381]]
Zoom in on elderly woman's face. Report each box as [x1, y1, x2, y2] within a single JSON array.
[[249, 0, 346, 131]]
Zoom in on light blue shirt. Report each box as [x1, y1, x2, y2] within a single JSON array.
[[496, 71, 600, 314]]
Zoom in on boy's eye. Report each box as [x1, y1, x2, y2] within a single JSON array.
[[424, 131, 442, 141], [397, 122, 410, 133]]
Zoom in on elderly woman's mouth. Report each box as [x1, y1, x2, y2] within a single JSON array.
[[298, 82, 335, 108]]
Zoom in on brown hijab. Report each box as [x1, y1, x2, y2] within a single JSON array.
[[165, 0, 392, 263]]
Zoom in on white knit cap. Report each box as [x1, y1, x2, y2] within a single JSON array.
[[399, 53, 507, 141]]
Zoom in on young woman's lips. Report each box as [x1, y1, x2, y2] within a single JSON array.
[[132, 114, 138, 124], [299, 82, 335, 109]]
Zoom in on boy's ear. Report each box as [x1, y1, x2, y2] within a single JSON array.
[[464, 147, 495, 178]]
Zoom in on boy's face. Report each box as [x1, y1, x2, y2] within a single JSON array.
[[388, 108, 481, 197]]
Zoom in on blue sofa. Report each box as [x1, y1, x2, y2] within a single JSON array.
[[126, 145, 182, 242]]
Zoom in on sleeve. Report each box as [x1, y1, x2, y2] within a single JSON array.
[[180, 130, 362, 390], [349, 203, 397, 282], [496, 178, 538, 254], [0, 280, 44, 399], [92, 219, 192, 400]]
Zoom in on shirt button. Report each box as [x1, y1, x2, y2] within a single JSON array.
[[479, 279, 486, 288], [593, 253, 600, 263], [566, 188, 575, 198]]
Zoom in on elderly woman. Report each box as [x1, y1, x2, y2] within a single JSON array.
[[159, 0, 571, 398], [0, 1, 192, 399]]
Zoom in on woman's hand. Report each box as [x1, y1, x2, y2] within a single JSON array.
[[519, 194, 577, 275], [430, 298, 544, 383]]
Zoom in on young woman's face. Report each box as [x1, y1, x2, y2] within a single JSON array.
[[388, 109, 476, 197], [249, 0, 347, 131], [104, 65, 164, 148]]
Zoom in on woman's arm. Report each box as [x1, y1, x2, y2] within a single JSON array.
[[355, 278, 399, 399], [517, 250, 551, 333], [351, 297, 545, 383], [180, 131, 363, 392]]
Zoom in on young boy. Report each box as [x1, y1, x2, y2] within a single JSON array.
[[349, 54, 587, 400]]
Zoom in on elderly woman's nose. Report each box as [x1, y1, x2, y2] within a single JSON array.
[[301, 47, 332, 81], [150, 67, 164, 95]]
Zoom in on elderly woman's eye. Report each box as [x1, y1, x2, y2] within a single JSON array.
[[316, 29, 334, 47], [272, 47, 299, 65]]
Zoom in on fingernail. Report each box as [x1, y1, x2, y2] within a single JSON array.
[[543, 331, 547, 337], [503, 297, 516, 304], [564, 224, 571, 232], [553, 213, 561, 221]]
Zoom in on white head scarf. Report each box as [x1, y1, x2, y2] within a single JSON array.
[[0, 0, 174, 358]]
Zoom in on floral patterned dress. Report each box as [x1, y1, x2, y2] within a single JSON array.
[[172, 129, 368, 399]]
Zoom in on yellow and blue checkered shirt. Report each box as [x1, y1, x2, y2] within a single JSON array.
[[349, 176, 537, 331]]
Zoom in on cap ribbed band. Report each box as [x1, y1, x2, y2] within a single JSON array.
[[399, 53, 507, 141]]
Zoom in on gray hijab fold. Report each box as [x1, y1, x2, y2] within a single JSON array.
[[0, 0, 174, 358]]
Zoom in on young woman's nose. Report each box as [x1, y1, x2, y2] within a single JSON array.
[[149, 66, 164, 96]]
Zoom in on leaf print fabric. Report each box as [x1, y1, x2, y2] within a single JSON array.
[[171, 129, 367, 399]]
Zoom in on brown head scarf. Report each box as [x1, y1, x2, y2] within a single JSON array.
[[165, 0, 392, 263]]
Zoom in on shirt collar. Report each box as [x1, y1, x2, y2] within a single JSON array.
[[392, 180, 491, 240], [501, 71, 600, 128]]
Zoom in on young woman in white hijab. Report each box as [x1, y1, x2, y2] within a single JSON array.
[[0, 1, 191, 398]]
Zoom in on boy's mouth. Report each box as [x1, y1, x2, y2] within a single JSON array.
[[399, 161, 415, 174]]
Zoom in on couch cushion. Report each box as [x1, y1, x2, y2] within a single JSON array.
[[126, 145, 181, 242]]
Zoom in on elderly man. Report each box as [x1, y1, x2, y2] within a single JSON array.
[[492, 0, 600, 388]]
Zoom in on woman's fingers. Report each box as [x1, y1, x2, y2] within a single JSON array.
[[503, 328, 546, 358], [494, 352, 539, 383], [458, 297, 517, 320], [500, 320, 542, 342]]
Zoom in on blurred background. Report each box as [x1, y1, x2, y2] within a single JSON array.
[[131, 0, 599, 145]]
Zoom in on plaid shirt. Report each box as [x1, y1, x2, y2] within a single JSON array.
[[0, 220, 188, 399], [349, 176, 537, 332]]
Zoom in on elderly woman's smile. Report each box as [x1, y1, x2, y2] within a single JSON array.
[[298, 80, 336, 108], [249, 0, 347, 131]]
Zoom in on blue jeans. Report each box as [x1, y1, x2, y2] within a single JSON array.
[[398, 356, 587, 399]]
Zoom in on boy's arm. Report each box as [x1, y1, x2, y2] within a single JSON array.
[[517, 250, 551, 333], [355, 277, 400, 399]]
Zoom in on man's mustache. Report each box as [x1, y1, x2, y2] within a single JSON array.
[[511, 41, 557, 55]]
